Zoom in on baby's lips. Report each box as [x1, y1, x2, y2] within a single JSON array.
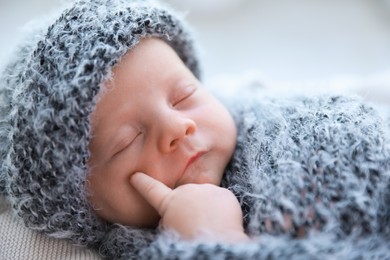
[[175, 151, 207, 188]]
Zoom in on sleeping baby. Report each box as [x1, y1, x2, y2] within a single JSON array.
[[1, 0, 389, 259]]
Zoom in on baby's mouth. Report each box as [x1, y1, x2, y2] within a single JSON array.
[[185, 151, 204, 172], [175, 151, 206, 187]]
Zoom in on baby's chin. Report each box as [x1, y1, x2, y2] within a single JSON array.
[[176, 152, 227, 187], [176, 168, 223, 188]]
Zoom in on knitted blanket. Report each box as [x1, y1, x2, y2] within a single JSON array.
[[94, 94, 390, 259], [0, 198, 101, 260], [2, 91, 390, 258]]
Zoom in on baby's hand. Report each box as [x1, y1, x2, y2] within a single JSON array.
[[130, 172, 249, 243]]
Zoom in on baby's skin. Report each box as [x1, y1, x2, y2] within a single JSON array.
[[87, 37, 247, 242], [131, 172, 249, 243]]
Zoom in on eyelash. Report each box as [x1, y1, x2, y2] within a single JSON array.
[[113, 85, 197, 157], [172, 85, 196, 107], [114, 132, 141, 156]]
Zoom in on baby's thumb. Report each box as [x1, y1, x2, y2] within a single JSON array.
[[130, 172, 172, 216]]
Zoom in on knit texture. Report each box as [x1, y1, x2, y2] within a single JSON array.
[[0, 0, 199, 252], [1, 0, 390, 258], [0, 198, 101, 260], [131, 94, 390, 259]]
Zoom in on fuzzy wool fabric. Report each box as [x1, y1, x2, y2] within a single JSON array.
[[94, 94, 390, 259], [1, 0, 390, 259], [0, 0, 199, 253], [0, 198, 101, 260]]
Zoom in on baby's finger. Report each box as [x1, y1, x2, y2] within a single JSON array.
[[130, 172, 172, 215]]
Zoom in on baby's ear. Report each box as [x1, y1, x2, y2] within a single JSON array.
[[130, 173, 172, 216]]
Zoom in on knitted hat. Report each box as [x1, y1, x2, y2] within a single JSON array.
[[0, 0, 200, 247]]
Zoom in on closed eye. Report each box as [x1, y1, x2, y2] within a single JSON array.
[[113, 132, 141, 157], [172, 84, 197, 107]]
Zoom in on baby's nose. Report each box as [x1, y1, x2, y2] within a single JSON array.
[[158, 115, 196, 153]]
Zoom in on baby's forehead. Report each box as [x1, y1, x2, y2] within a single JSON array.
[[91, 39, 193, 113]]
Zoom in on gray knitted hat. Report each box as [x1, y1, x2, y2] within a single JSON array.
[[0, 0, 200, 247]]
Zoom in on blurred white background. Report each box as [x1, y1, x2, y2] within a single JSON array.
[[1, 0, 390, 84]]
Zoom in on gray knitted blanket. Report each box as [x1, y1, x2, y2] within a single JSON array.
[[97, 94, 390, 259]]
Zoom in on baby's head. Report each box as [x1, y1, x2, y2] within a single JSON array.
[[87, 37, 237, 228], [0, 0, 236, 246]]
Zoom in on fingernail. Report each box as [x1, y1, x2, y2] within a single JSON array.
[[130, 172, 143, 183]]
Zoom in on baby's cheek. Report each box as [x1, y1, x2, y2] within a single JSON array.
[[115, 184, 161, 227]]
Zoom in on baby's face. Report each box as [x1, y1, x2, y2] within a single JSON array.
[[87, 38, 237, 227]]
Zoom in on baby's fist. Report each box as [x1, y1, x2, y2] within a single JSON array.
[[130, 172, 248, 243]]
